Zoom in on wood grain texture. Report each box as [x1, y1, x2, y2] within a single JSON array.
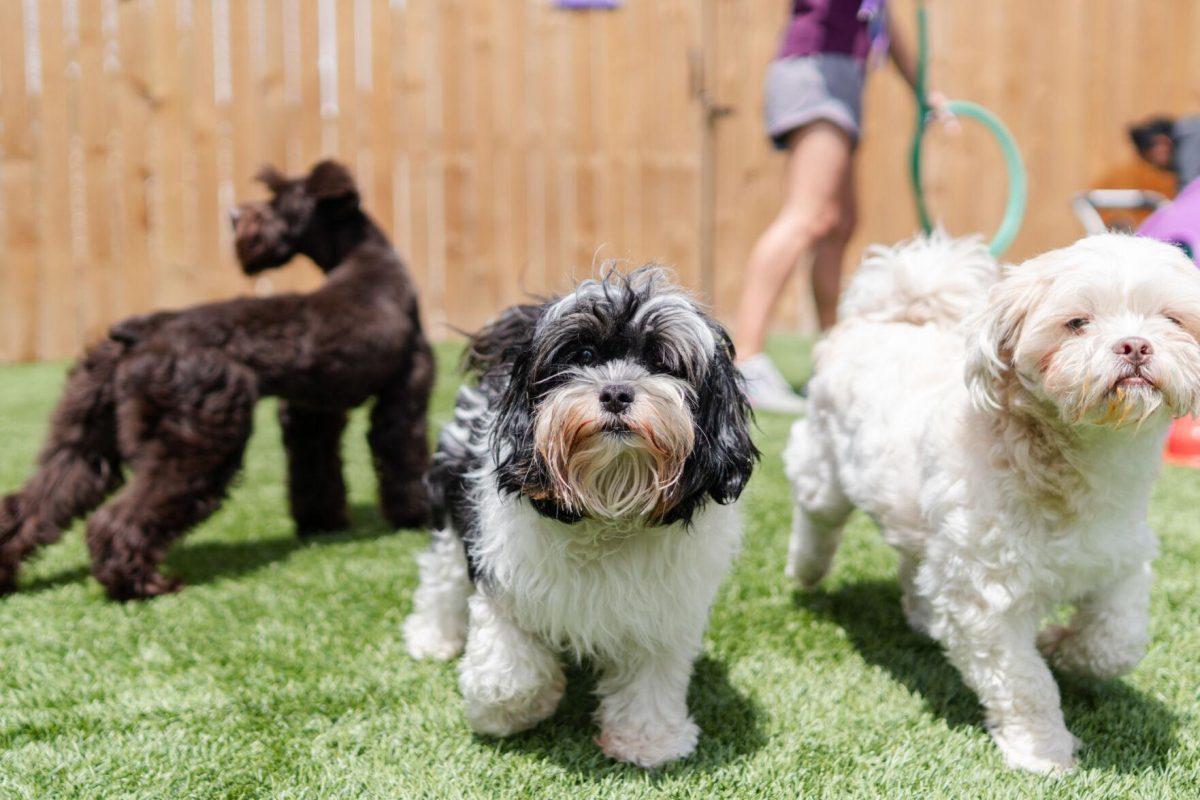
[[0, 0, 1191, 360]]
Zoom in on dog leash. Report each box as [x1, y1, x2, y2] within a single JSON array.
[[908, 1, 1027, 257]]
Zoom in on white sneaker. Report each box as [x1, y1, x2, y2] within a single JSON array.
[[738, 353, 807, 414]]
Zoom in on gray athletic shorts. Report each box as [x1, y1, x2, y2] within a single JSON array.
[[764, 54, 866, 150]]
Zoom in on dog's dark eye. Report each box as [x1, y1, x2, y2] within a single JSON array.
[[575, 346, 597, 366], [1066, 317, 1089, 332], [1166, 314, 1184, 327], [646, 349, 671, 373]]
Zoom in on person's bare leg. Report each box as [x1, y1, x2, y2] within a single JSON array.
[[809, 165, 857, 331], [733, 122, 855, 358]]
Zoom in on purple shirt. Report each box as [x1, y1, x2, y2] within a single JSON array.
[[778, 0, 873, 61]]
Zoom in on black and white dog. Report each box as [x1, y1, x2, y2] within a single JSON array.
[[403, 266, 756, 767]]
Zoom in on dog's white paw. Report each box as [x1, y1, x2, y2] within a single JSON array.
[[464, 678, 565, 737], [992, 727, 1080, 775], [596, 717, 700, 768], [403, 614, 465, 661], [785, 554, 830, 589]]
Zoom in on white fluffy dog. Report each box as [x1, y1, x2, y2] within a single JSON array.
[[403, 267, 757, 768], [785, 233, 1200, 773]]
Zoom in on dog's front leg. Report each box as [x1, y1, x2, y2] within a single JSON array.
[[279, 402, 349, 535], [404, 527, 472, 661], [944, 612, 1080, 774], [1038, 561, 1152, 681], [458, 592, 564, 737], [594, 645, 700, 768]]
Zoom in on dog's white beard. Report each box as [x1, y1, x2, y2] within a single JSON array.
[[1050, 367, 1164, 429], [1040, 344, 1196, 428], [534, 375, 694, 525]]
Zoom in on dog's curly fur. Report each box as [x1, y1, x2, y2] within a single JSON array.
[[786, 233, 1200, 773], [0, 160, 434, 600]]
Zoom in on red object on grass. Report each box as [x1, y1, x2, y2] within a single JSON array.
[[1165, 416, 1200, 468]]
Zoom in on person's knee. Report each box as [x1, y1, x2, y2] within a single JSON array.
[[777, 202, 844, 248], [831, 204, 857, 243], [818, 203, 856, 246]]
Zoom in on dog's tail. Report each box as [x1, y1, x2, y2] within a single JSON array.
[[837, 231, 999, 329], [0, 338, 126, 590]]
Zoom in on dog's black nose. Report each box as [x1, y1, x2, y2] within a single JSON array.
[[1114, 336, 1153, 365], [599, 383, 635, 414]]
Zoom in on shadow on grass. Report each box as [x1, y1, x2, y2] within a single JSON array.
[[481, 656, 764, 777], [796, 579, 1178, 773], [21, 565, 92, 593], [20, 501, 420, 595], [169, 501, 421, 587]]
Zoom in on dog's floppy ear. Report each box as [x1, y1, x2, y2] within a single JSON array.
[[464, 302, 543, 379], [964, 264, 1045, 412], [255, 165, 290, 194], [305, 160, 360, 207], [670, 327, 758, 520], [481, 302, 561, 506]]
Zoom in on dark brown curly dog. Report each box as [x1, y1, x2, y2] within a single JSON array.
[[0, 160, 434, 600]]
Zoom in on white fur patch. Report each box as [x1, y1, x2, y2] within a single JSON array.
[[404, 483, 742, 768], [403, 528, 472, 661], [472, 485, 741, 662]]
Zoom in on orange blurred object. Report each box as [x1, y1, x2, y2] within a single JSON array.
[[1165, 416, 1200, 468], [1091, 159, 1177, 230]]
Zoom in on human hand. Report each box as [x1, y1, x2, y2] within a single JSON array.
[[926, 89, 961, 133]]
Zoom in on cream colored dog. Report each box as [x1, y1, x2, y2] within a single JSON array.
[[785, 233, 1200, 773]]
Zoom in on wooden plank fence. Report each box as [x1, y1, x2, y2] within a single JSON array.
[[1, 0, 1198, 362]]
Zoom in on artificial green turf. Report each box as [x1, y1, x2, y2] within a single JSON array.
[[0, 336, 1198, 799]]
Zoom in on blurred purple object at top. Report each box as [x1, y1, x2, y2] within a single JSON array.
[[1139, 177, 1200, 263]]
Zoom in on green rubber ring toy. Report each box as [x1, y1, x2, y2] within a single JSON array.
[[908, 5, 1027, 258]]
